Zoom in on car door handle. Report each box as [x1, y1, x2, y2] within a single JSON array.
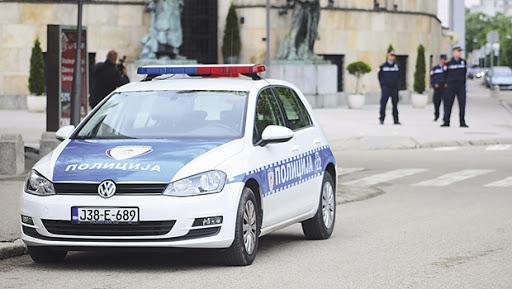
[[291, 146, 300, 153]]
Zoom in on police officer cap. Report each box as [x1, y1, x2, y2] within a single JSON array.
[[452, 46, 463, 51], [440, 54, 447, 60]]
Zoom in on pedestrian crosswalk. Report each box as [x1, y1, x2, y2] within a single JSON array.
[[340, 168, 512, 188], [414, 169, 494, 187], [432, 144, 512, 152]]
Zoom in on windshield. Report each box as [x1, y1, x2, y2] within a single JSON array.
[[75, 90, 248, 139], [493, 67, 512, 76]]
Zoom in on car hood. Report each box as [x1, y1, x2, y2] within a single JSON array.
[[50, 138, 234, 183]]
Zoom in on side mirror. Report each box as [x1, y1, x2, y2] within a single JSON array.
[[55, 125, 75, 141], [259, 125, 294, 146]]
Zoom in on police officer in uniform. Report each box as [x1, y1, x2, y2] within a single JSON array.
[[430, 54, 448, 121], [442, 46, 468, 127], [378, 52, 401, 125]]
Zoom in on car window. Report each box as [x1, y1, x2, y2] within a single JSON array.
[[75, 90, 248, 139], [253, 88, 285, 144], [273, 87, 312, 130]]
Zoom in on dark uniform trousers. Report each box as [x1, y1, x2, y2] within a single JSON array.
[[432, 86, 445, 119], [379, 86, 399, 123], [443, 81, 466, 125]]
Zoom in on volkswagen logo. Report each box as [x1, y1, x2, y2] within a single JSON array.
[[97, 180, 116, 199]]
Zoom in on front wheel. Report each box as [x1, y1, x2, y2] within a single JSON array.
[[302, 172, 336, 240], [28, 247, 67, 263], [223, 187, 260, 266]]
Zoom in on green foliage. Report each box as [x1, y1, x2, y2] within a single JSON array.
[[466, 9, 512, 66], [222, 3, 241, 60], [28, 38, 45, 96], [347, 61, 371, 76], [347, 61, 371, 93], [413, 44, 426, 94], [387, 44, 395, 53]]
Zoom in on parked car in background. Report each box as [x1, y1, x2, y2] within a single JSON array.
[[484, 66, 512, 89], [467, 65, 485, 79]]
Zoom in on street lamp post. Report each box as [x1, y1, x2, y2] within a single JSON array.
[[265, 0, 270, 76], [70, 0, 83, 126]]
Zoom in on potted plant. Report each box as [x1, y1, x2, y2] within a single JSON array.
[[347, 61, 371, 109], [222, 3, 241, 64], [27, 38, 46, 112], [412, 44, 428, 108]]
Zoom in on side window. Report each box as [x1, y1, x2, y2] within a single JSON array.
[[274, 87, 312, 130], [253, 88, 285, 144]]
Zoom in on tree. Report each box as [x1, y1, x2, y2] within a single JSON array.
[[222, 3, 241, 63], [347, 61, 372, 94], [413, 44, 426, 94], [387, 44, 395, 54], [28, 38, 45, 96]]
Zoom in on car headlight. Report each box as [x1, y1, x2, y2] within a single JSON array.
[[163, 170, 227, 197], [25, 170, 55, 196]]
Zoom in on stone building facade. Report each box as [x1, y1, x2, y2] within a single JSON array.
[[0, 0, 453, 108]]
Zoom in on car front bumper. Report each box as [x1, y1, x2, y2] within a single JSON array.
[[20, 182, 244, 249]]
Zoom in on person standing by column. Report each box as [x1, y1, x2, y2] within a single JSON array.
[[430, 54, 448, 121], [441, 46, 468, 128], [378, 51, 401, 125]]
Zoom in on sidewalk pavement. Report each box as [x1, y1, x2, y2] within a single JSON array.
[[0, 109, 45, 149], [314, 80, 512, 150]]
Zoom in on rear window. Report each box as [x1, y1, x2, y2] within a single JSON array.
[[75, 90, 248, 139], [273, 87, 312, 130]]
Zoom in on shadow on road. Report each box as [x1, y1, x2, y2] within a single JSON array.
[[20, 231, 309, 271]]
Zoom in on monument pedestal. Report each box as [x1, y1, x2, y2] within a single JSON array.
[[269, 63, 339, 108]]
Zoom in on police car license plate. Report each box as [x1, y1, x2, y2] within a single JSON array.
[[71, 207, 139, 224]]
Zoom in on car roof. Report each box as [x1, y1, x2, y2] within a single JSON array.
[[114, 76, 296, 94]]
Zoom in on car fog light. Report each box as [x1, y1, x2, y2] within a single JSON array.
[[21, 215, 34, 225], [193, 216, 223, 227]]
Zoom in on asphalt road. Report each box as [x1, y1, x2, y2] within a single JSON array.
[[1, 146, 511, 289]]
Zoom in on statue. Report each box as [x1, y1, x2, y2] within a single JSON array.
[[277, 0, 322, 61], [139, 0, 185, 60]]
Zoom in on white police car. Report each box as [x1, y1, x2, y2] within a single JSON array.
[[21, 64, 337, 266]]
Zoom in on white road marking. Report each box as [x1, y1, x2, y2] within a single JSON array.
[[414, 169, 494, 187], [339, 168, 365, 176], [484, 177, 512, 187], [486, 144, 511, 151], [434, 147, 460, 151], [344, 169, 428, 186]]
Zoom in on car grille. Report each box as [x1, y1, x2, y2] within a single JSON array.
[[42, 220, 175, 236], [53, 183, 167, 195]]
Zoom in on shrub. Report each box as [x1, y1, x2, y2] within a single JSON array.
[[222, 3, 241, 62], [28, 38, 45, 96], [347, 61, 372, 94], [413, 44, 426, 94]]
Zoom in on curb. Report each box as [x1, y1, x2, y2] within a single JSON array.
[[331, 137, 512, 151], [336, 185, 385, 204], [500, 100, 512, 115], [0, 239, 27, 260]]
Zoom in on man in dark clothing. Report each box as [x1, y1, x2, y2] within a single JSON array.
[[90, 50, 130, 109], [430, 54, 448, 121], [378, 52, 401, 125], [442, 46, 468, 128]]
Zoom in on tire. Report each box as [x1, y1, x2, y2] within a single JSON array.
[[28, 246, 67, 263], [223, 186, 260, 266], [302, 172, 336, 240]]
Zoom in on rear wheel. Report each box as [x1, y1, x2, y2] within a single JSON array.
[[223, 187, 260, 266], [28, 247, 67, 263], [302, 172, 336, 240]]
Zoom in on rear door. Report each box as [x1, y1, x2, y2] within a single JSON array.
[[272, 86, 324, 215]]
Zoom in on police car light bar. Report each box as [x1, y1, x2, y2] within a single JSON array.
[[137, 64, 266, 77]]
